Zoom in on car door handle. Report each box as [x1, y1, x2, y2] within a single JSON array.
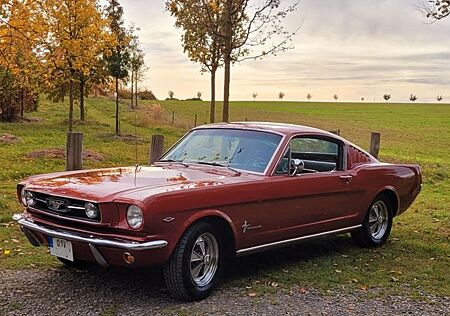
[[339, 175, 353, 183]]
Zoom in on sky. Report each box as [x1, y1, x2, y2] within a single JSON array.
[[120, 0, 450, 102]]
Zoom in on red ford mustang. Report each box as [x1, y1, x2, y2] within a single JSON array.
[[14, 122, 421, 300]]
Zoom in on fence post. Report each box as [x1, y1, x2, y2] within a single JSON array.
[[66, 132, 83, 171], [329, 130, 340, 135], [369, 132, 381, 158], [171, 111, 175, 124], [149, 135, 165, 164], [194, 114, 198, 127]]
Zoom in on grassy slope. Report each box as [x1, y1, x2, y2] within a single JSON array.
[[0, 98, 448, 297]]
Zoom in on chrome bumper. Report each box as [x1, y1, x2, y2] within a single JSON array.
[[13, 214, 168, 251]]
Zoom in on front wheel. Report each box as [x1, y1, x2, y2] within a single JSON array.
[[164, 222, 223, 301], [351, 195, 393, 248]]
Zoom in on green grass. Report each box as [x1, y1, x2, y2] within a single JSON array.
[[0, 97, 448, 297]]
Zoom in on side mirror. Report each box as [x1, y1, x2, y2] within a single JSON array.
[[289, 159, 304, 176]]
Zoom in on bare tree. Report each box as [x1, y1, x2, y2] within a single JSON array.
[[383, 94, 391, 102], [307, 93, 312, 101], [190, 0, 300, 122], [333, 94, 339, 101], [417, 0, 450, 20], [437, 95, 444, 102], [168, 90, 175, 99], [278, 91, 285, 101], [409, 94, 418, 102], [252, 92, 258, 102]]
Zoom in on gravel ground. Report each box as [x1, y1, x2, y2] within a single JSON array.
[[1, 267, 448, 316]]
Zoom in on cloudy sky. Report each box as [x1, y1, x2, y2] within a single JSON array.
[[120, 0, 450, 102]]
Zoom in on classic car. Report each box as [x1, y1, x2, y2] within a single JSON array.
[[13, 122, 421, 300]]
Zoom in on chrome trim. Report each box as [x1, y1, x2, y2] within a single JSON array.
[[236, 225, 362, 256], [13, 214, 168, 251], [67, 205, 85, 210]]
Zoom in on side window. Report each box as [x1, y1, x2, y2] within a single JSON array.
[[276, 137, 342, 174]]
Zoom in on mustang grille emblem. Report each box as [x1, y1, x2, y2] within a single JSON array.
[[242, 221, 262, 233], [46, 198, 69, 212]]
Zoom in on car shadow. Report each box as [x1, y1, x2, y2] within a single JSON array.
[[47, 234, 358, 303]]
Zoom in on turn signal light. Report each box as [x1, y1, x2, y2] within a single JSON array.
[[123, 252, 135, 265]]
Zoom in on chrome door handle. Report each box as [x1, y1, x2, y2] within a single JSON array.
[[339, 175, 353, 183]]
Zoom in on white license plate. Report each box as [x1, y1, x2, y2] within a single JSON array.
[[48, 237, 74, 261]]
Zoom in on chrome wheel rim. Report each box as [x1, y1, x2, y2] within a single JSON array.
[[190, 233, 219, 287], [369, 200, 389, 240]]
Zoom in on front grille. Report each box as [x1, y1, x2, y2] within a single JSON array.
[[30, 191, 101, 223]]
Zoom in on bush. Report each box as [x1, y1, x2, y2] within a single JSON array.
[[139, 90, 157, 100], [0, 67, 38, 122]]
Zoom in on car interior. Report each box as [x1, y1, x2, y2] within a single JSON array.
[[275, 137, 342, 174]]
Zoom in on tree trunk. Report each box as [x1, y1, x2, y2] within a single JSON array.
[[69, 79, 74, 132], [115, 76, 120, 135], [20, 87, 24, 118], [130, 70, 134, 109], [135, 75, 138, 108], [80, 79, 85, 122], [222, 55, 231, 122], [210, 68, 216, 123]]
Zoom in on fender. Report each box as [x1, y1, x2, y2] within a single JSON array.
[[166, 209, 239, 256], [374, 185, 400, 215]]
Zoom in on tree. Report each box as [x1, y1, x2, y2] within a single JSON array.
[[418, 0, 450, 20], [105, 0, 131, 135], [383, 94, 391, 102], [168, 90, 175, 99], [437, 95, 444, 102], [333, 94, 339, 101], [410, 94, 418, 102], [361, 97, 365, 101], [278, 91, 285, 101], [170, 0, 300, 122], [128, 25, 146, 109], [252, 92, 258, 102], [307, 93, 312, 101], [166, 0, 224, 123], [197, 91, 202, 99]]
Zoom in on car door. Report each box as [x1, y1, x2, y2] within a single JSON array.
[[246, 135, 363, 245]]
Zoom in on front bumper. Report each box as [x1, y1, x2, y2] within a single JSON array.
[[13, 213, 168, 267]]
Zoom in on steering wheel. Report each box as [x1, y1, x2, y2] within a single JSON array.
[[246, 158, 267, 170]]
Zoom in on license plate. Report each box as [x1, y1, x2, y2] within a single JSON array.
[[48, 237, 73, 261]]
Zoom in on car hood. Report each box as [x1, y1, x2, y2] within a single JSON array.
[[23, 165, 256, 202]]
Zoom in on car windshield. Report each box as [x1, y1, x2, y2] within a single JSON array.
[[160, 129, 282, 173]]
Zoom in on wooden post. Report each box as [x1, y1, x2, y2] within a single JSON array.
[[149, 135, 165, 164], [245, 117, 248, 122], [66, 132, 83, 171], [369, 132, 381, 158], [194, 114, 198, 127], [329, 130, 340, 135], [171, 111, 175, 124]]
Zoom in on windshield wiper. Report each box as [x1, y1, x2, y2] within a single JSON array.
[[195, 161, 241, 175], [157, 159, 189, 167]]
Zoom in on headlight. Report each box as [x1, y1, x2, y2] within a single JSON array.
[[85, 202, 100, 219], [24, 190, 36, 207], [127, 205, 143, 229], [20, 186, 27, 206]]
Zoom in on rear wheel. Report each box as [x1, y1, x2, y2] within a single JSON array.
[[351, 195, 393, 248], [164, 222, 223, 301]]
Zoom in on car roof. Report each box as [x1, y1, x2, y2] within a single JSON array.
[[193, 122, 336, 137]]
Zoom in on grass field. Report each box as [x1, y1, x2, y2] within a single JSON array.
[[0, 97, 449, 297]]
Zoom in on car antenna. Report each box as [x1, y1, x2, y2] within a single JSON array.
[[134, 107, 140, 188]]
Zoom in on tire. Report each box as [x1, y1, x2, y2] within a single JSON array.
[[57, 257, 89, 269], [351, 194, 393, 248], [164, 222, 223, 301]]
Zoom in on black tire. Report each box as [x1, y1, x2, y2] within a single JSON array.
[[57, 257, 89, 269], [164, 222, 223, 301], [351, 194, 393, 248]]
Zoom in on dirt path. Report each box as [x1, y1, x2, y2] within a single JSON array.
[[1, 268, 448, 316]]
